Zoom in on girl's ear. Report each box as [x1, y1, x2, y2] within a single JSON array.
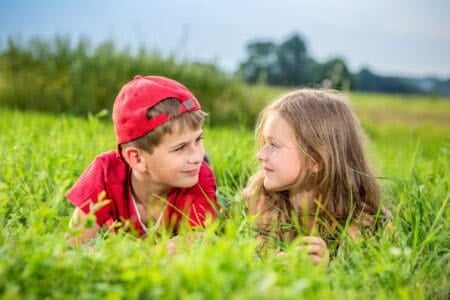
[[310, 158, 323, 173], [122, 146, 147, 173]]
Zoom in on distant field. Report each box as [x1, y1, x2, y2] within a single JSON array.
[[350, 92, 450, 127], [0, 93, 448, 299]]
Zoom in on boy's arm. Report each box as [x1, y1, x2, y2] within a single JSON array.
[[66, 153, 115, 244], [66, 208, 101, 245]]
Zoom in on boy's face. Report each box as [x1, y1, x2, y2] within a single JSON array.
[[141, 124, 205, 189]]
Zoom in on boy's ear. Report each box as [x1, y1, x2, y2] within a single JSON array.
[[122, 146, 147, 172]]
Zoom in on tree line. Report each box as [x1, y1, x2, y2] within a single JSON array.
[[237, 33, 450, 96]]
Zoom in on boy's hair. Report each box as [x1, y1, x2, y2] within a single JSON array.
[[121, 98, 206, 153], [113, 75, 203, 147], [245, 89, 384, 240]]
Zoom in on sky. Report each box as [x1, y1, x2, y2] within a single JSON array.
[[1, 0, 450, 79]]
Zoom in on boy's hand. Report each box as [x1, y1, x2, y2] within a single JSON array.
[[167, 236, 179, 256], [66, 208, 101, 245], [166, 231, 204, 256], [298, 236, 330, 266]]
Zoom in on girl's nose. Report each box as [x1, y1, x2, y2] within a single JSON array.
[[257, 147, 266, 161]]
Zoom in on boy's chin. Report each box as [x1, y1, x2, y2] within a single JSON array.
[[175, 176, 199, 188]]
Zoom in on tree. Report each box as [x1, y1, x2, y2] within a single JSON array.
[[315, 58, 354, 90], [238, 41, 277, 84], [275, 34, 309, 85], [238, 33, 353, 90], [355, 68, 421, 93]]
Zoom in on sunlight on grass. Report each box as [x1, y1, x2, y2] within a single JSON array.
[[0, 95, 448, 299]]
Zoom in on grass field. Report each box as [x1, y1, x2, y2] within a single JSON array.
[[0, 93, 449, 299]]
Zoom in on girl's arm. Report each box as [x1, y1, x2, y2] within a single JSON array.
[[66, 208, 101, 245]]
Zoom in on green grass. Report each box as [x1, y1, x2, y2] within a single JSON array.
[[0, 94, 449, 299]]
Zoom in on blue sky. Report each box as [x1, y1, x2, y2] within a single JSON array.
[[1, 0, 449, 78]]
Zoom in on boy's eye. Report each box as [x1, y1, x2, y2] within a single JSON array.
[[174, 145, 186, 152], [195, 135, 204, 143]]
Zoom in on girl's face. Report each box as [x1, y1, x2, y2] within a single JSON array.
[[257, 112, 303, 191]]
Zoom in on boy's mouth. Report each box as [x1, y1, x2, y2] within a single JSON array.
[[182, 169, 200, 176]]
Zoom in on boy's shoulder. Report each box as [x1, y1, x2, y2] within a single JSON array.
[[91, 150, 128, 175], [94, 149, 121, 161]]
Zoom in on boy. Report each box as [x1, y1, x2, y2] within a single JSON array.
[[66, 75, 217, 244]]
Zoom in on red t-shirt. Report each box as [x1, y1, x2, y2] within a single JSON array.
[[66, 150, 217, 236]]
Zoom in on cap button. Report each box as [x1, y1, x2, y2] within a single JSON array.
[[134, 75, 143, 80]]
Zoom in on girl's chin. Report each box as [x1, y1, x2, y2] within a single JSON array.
[[264, 179, 294, 192], [264, 182, 286, 192]]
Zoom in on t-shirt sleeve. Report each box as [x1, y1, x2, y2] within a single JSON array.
[[66, 155, 112, 226], [186, 162, 217, 227]]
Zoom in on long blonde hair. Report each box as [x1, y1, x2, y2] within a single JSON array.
[[245, 89, 384, 241]]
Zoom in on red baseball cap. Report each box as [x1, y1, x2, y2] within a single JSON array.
[[112, 75, 201, 144]]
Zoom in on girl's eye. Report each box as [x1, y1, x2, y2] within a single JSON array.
[[270, 142, 279, 148]]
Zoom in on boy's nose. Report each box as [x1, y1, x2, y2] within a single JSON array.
[[189, 146, 204, 164]]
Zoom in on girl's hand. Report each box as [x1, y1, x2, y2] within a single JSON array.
[[298, 236, 330, 266]]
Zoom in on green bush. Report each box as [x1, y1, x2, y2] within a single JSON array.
[[0, 36, 278, 127]]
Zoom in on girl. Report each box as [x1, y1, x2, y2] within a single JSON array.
[[245, 89, 387, 265]]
